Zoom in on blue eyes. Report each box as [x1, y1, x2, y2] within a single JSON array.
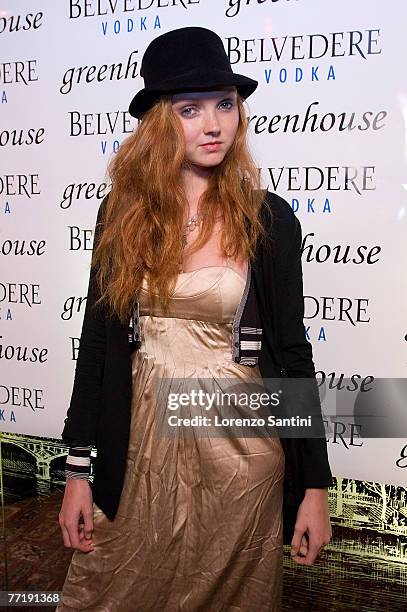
[[180, 101, 234, 117]]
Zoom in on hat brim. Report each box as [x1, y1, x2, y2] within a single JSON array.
[[129, 70, 258, 119]]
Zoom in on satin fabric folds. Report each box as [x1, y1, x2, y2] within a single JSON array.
[[58, 266, 285, 612]]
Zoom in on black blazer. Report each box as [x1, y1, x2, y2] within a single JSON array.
[[62, 190, 333, 545]]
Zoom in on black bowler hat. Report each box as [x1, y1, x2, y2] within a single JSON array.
[[129, 26, 258, 119]]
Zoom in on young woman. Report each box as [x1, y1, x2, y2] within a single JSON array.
[[57, 26, 332, 612]]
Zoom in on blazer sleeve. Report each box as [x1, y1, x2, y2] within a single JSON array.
[[276, 200, 333, 489], [61, 194, 110, 445], [276, 208, 315, 377]]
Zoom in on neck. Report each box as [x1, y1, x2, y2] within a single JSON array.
[[180, 162, 213, 207]]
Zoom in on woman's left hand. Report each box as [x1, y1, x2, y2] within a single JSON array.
[[290, 488, 332, 565]]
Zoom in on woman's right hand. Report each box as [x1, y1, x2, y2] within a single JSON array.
[[59, 479, 95, 553]]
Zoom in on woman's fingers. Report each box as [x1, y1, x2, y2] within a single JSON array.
[[298, 534, 308, 557], [291, 531, 309, 562], [290, 525, 304, 559], [291, 532, 325, 565], [83, 507, 94, 541], [66, 517, 94, 552]]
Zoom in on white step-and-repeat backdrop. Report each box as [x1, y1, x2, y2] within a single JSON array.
[[1, 1, 406, 487]]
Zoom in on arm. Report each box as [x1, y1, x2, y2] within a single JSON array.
[[276, 201, 332, 563], [59, 195, 109, 552]]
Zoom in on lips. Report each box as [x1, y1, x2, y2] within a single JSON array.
[[200, 142, 222, 150]]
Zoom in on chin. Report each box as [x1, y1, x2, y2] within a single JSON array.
[[196, 155, 225, 166], [199, 161, 223, 169]]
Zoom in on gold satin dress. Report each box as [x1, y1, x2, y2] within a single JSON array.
[[59, 266, 285, 612]]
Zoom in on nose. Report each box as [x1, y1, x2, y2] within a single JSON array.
[[203, 108, 221, 135]]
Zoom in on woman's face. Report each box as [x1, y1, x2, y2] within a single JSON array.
[[171, 86, 239, 169]]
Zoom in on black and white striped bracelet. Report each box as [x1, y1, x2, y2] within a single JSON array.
[[65, 445, 93, 480]]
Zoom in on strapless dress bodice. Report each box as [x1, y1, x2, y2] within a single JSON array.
[[138, 265, 246, 324]]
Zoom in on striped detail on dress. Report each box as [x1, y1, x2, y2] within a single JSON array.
[[237, 325, 263, 365], [240, 340, 262, 350], [65, 445, 92, 480], [241, 327, 262, 334], [239, 356, 260, 365]]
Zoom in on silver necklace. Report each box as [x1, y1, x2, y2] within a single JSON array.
[[181, 212, 203, 248], [179, 211, 203, 271]]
